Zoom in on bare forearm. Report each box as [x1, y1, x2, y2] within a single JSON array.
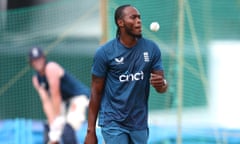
[[85, 75, 104, 144], [41, 98, 55, 124], [87, 95, 101, 131], [87, 75, 105, 131], [51, 96, 61, 116], [84, 93, 101, 144], [38, 88, 55, 124]]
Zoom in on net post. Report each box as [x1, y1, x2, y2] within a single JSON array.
[[100, 0, 108, 44], [177, 0, 185, 144]]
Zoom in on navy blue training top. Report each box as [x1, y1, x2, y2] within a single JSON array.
[[91, 37, 163, 130], [36, 68, 90, 101]]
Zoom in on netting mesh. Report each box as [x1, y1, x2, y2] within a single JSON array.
[[107, 0, 240, 111], [1, 0, 240, 143], [0, 0, 100, 119], [0, 0, 240, 124]]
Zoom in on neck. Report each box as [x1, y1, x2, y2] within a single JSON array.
[[119, 35, 138, 48]]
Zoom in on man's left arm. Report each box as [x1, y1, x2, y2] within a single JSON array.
[[150, 70, 168, 93]]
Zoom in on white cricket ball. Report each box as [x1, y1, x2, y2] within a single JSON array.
[[150, 22, 160, 32]]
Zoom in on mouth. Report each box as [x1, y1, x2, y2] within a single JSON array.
[[135, 26, 142, 32]]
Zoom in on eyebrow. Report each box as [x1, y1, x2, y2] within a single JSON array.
[[130, 14, 141, 18]]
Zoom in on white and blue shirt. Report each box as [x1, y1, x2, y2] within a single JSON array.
[[92, 37, 163, 130]]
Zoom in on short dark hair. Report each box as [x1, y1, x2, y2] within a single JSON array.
[[114, 4, 131, 38]]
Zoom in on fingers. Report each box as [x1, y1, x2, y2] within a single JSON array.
[[150, 73, 166, 87], [150, 73, 163, 80], [150, 73, 163, 82]]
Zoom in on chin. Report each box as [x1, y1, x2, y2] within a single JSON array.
[[127, 30, 142, 38], [135, 34, 142, 38]]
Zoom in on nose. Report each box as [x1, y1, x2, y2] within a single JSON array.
[[136, 17, 141, 24]]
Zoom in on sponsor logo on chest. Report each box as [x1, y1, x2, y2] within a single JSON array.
[[114, 51, 150, 82]]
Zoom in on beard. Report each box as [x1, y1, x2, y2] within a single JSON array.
[[124, 25, 142, 38]]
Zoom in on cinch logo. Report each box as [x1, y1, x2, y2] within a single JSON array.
[[119, 71, 144, 82]]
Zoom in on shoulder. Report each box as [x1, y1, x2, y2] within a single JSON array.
[[45, 61, 62, 70], [95, 39, 117, 57], [45, 61, 64, 76]]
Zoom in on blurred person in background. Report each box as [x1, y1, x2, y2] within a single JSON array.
[[29, 47, 90, 144], [84, 4, 168, 144]]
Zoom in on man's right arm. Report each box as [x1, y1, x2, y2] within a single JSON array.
[[84, 75, 105, 144], [32, 76, 55, 124]]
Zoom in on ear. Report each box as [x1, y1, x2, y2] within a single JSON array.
[[117, 19, 124, 27]]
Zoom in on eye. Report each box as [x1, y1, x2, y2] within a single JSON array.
[[130, 15, 141, 19]]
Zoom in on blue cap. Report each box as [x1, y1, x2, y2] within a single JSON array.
[[28, 47, 44, 61]]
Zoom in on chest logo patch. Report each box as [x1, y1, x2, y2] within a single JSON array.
[[115, 57, 124, 64], [143, 52, 150, 62]]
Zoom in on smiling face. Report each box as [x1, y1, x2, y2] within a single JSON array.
[[118, 6, 142, 38]]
